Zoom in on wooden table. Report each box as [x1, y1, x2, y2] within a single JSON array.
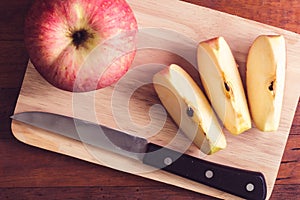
[[1, 0, 299, 199]]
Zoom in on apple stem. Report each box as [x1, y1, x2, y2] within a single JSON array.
[[72, 29, 90, 48]]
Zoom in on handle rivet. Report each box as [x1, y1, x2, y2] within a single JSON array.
[[205, 170, 214, 179], [246, 183, 255, 192], [164, 157, 173, 166]]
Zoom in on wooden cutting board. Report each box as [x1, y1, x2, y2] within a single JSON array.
[[11, 0, 300, 199]]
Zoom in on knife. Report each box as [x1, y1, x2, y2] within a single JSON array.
[[11, 111, 267, 200]]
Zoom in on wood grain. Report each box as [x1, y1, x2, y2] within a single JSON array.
[[0, 0, 299, 200], [182, 0, 300, 34]]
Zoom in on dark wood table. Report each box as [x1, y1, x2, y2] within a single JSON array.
[[1, 0, 299, 199]]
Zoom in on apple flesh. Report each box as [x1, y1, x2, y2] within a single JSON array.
[[24, 0, 138, 92], [153, 64, 226, 154], [197, 37, 251, 135], [246, 35, 286, 131]]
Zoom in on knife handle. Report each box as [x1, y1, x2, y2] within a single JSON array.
[[143, 143, 267, 200]]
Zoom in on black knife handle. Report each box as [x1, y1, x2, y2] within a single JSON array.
[[143, 143, 267, 200]]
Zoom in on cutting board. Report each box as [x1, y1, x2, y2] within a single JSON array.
[[11, 0, 300, 199]]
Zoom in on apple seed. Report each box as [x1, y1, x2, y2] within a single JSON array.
[[268, 81, 274, 91], [224, 82, 230, 92], [186, 107, 194, 117]]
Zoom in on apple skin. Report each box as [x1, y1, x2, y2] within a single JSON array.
[[246, 35, 286, 131], [153, 64, 227, 154], [197, 37, 251, 135], [24, 0, 138, 92]]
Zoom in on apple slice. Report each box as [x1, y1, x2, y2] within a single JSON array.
[[197, 37, 251, 135], [246, 35, 286, 131], [153, 64, 226, 154]]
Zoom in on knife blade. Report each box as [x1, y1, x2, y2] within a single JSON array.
[[11, 111, 267, 200]]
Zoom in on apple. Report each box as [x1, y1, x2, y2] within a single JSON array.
[[24, 0, 138, 92], [197, 37, 251, 135], [246, 35, 286, 131], [153, 64, 227, 154]]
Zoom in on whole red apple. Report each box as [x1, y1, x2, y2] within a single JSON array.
[[24, 0, 138, 92]]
